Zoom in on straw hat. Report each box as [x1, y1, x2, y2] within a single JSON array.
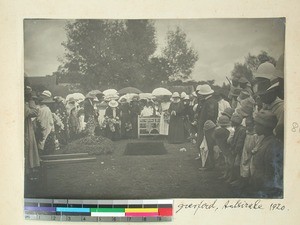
[[254, 110, 278, 129], [108, 100, 119, 108], [204, 120, 216, 131], [172, 92, 180, 98], [197, 84, 214, 95]]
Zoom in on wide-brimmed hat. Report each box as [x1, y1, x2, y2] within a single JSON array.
[[204, 120, 216, 131], [40, 90, 54, 103], [108, 100, 119, 108], [172, 92, 180, 98], [231, 112, 243, 125], [237, 90, 250, 102], [180, 92, 187, 98], [254, 110, 278, 129], [221, 107, 235, 118], [197, 84, 214, 95], [217, 115, 231, 127], [41, 90, 52, 98], [184, 95, 190, 100]]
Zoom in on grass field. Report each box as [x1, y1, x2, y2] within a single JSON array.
[[25, 138, 241, 199]]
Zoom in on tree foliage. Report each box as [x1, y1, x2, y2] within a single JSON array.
[[162, 27, 199, 81], [59, 19, 156, 91]]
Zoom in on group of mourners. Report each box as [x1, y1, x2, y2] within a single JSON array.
[[25, 54, 284, 196]]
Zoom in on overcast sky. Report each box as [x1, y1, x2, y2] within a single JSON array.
[[24, 18, 285, 85]]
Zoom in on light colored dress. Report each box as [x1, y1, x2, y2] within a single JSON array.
[[240, 132, 258, 178], [159, 102, 170, 135]]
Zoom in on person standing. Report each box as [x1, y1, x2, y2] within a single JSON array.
[[119, 98, 132, 139], [168, 92, 185, 144], [130, 96, 140, 138], [84, 93, 97, 136], [159, 96, 171, 136], [250, 110, 283, 196], [195, 84, 219, 155], [24, 87, 40, 179], [104, 100, 121, 141], [258, 85, 284, 143], [35, 91, 56, 155]]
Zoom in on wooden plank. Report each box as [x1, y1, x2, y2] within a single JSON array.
[[41, 157, 97, 166], [40, 153, 89, 160]]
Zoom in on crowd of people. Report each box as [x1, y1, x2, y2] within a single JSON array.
[[25, 54, 284, 196]]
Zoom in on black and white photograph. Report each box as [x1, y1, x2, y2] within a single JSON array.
[[24, 18, 285, 199]]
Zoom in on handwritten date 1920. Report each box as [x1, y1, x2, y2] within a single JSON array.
[[269, 203, 286, 211]]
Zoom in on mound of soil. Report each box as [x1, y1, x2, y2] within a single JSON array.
[[62, 135, 115, 155]]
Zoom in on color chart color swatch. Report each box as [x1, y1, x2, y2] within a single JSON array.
[[24, 198, 173, 222]]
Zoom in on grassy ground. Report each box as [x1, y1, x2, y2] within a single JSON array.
[[25, 138, 239, 199]]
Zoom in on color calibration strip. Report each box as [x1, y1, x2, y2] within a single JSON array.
[[24, 199, 173, 222]]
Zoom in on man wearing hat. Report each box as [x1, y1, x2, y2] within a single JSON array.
[[168, 92, 185, 144], [238, 77, 253, 95], [214, 89, 230, 118], [250, 110, 283, 196], [194, 84, 219, 158], [258, 84, 284, 142], [35, 90, 56, 154]]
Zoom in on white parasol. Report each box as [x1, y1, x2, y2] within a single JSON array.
[[152, 87, 172, 96]]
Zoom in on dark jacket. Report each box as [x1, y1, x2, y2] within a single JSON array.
[[84, 99, 95, 122], [231, 125, 247, 156], [105, 107, 120, 119], [251, 135, 283, 190]]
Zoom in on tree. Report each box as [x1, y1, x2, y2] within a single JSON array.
[[162, 27, 198, 81], [231, 62, 254, 83], [58, 19, 157, 91]]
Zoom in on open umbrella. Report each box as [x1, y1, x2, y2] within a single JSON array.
[[103, 89, 118, 96], [152, 87, 172, 96], [66, 93, 85, 102], [118, 87, 142, 95], [139, 93, 155, 100]]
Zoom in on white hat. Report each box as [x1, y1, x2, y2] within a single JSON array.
[[172, 92, 180, 98], [197, 84, 214, 95], [196, 85, 203, 92], [184, 95, 190, 100], [253, 62, 276, 80], [41, 90, 52, 98], [180, 92, 187, 98], [108, 100, 119, 108]]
